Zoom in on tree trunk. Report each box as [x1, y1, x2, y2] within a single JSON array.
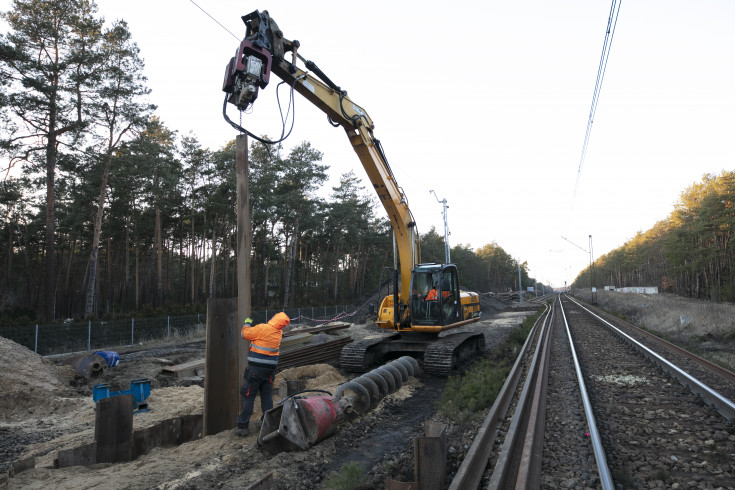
[[5, 211, 12, 296], [209, 221, 217, 298], [201, 213, 207, 296], [106, 237, 112, 313], [284, 219, 300, 309], [64, 235, 77, 318], [135, 219, 140, 311], [44, 134, 57, 322], [179, 221, 184, 304], [124, 216, 130, 313], [190, 216, 196, 304], [264, 260, 270, 306], [156, 206, 163, 307], [84, 151, 114, 318]]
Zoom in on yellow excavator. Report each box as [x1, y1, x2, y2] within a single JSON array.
[[223, 10, 483, 375]]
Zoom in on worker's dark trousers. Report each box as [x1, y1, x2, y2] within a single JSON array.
[[237, 365, 275, 429]]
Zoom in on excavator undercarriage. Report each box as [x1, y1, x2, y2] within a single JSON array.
[[340, 331, 485, 376]]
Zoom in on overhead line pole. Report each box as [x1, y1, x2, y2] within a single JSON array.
[[430, 190, 451, 264]]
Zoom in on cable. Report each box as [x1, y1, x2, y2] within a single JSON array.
[[223, 75, 304, 145], [572, 0, 623, 204], [188, 0, 241, 42]]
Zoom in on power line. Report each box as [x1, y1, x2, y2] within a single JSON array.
[[572, 0, 623, 204], [189, 0, 241, 42]]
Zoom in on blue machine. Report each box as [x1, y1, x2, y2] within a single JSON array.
[[93, 378, 151, 413]]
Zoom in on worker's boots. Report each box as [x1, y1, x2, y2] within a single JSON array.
[[232, 427, 250, 437]]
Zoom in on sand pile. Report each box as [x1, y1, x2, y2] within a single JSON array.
[[0, 336, 76, 422]]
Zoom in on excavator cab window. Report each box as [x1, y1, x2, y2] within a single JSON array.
[[411, 266, 460, 325], [411, 270, 439, 324], [439, 270, 460, 323]]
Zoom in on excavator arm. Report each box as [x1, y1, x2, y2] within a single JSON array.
[[223, 10, 419, 326]]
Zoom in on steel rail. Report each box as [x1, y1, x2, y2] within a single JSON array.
[[558, 296, 615, 490], [486, 307, 552, 488], [565, 294, 735, 421], [514, 301, 554, 489], [580, 300, 735, 385], [448, 303, 550, 490]]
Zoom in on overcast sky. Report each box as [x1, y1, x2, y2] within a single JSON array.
[[3, 1, 734, 289]]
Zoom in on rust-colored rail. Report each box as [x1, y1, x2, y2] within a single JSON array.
[[448, 303, 550, 490], [485, 302, 553, 488]]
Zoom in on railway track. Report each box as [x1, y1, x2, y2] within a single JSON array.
[[450, 294, 735, 489]]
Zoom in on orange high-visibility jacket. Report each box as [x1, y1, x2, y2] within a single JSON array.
[[241, 312, 290, 368], [425, 289, 450, 301]]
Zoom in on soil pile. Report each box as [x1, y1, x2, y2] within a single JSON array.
[[0, 336, 76, 423], [478, 293, 510, 314]]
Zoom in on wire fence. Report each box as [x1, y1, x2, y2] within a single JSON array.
[[1, 304, 357, 357]]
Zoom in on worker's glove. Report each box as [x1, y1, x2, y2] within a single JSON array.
[[243, 317, 253, 327]]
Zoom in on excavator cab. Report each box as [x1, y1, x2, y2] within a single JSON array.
[[410, 264, 460, 326]]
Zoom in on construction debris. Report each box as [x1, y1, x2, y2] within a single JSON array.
[[162, 323, 352, 378], [66, 354, 107, 378]]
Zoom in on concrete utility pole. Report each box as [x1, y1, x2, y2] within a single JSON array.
[[429, 190, 450, 264], [589, 234, 596, 304], [518, 260, 523, 304]]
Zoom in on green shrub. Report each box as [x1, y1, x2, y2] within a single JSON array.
[[323, 462, 371, 490], [438, 359, 511, 421], [437, 309, 542, 421]]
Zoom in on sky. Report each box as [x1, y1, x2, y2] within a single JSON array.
[[2, 0, 734, 289]]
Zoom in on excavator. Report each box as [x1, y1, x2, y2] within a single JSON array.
[[222, 10, 483, 375]]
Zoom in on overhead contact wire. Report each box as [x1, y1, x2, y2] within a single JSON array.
[[572, 0, 623, 205], [188, 0, 240, 42]]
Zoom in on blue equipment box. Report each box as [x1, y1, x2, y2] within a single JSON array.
[[93, 378, 151, 413]]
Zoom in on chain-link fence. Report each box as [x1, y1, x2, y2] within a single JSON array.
[[1, 305, 356, 357]]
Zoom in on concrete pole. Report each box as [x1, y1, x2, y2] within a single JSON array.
[[236, 134, 252, 374], [518, 261, 523, 304]]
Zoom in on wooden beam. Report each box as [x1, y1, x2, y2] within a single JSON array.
[[236, 133, 251, 380]]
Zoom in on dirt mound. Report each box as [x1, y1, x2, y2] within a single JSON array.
[[275, 364, 345, 392], [478, 293, 509, 314], [0, 336, 76, 422]]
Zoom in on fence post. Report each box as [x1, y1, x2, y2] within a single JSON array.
[[265, 309, 268, 323], [88, 320, 91, 351], [131, 318, 135, 346], [34, 325, 38, 353], [298, 308, 301, 324], [167, 316, 170, 338]]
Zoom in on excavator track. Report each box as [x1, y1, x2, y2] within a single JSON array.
[[340, 334, 400, 372], [422, 332, 485, 376], [341, 331, 485, 376]]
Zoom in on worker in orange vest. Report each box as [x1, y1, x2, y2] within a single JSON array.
[[233, 312, 290, 436]]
